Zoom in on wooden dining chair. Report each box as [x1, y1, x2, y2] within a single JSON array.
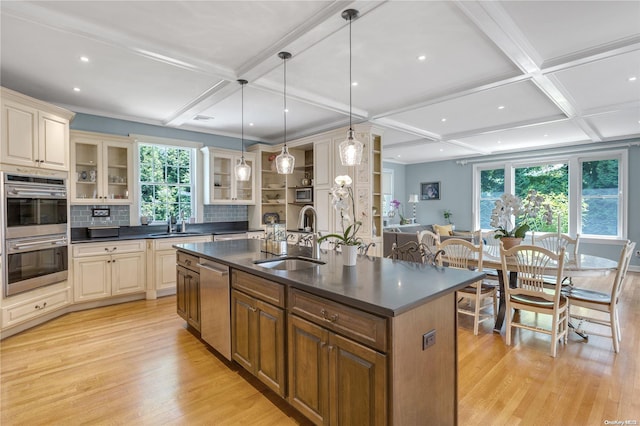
[[500, 244, 569, 357], [417, 230, 440, 256], [532, 233, 581, 260], [388, 241, 427, 264], [438, 239, 497, 335], [564, 240, 635, 353]]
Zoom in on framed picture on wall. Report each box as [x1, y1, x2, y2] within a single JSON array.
[[421, 182, 440, 200]]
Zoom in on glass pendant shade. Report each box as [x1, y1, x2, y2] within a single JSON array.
[[235, 78, 252, 181], [339, 129, 364, 167], [276, 145, 295, 174], [235, 157, 251, 181]]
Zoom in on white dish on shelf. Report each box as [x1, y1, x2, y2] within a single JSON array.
[[266, 183, 284, 189]]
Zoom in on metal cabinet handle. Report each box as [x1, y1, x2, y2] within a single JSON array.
[[320, 309, 338, 323], [249, 306, 257, 312]]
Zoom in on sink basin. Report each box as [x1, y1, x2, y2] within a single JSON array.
[[148, 232, 206, 238], [254, 256, 325, 271]]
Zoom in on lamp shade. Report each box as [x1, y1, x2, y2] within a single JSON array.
[[235, 157, 251, 181], [276, 145, 295, 174], [339, 129, 364, 167], [408, 194, 419, 203]]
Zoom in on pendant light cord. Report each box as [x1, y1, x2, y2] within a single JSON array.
[[348, 13, 353, 132], [283, 55, 287, 148], [241, 82, 245, 159]]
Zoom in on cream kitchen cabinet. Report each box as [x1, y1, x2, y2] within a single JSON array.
[[202, 147, 255, 204], [70, 130, 133, 204], [1, 282, 71, 332], [146, 234, 213, 299], [1, 87, 73, 171], [72, 240, 146, 302]]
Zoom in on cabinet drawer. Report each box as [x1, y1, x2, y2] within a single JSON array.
[[73, 240, 145, 257], [232, 270, 285, 308], [2, 287, 71, 327], [289, 288, 387, 352], [177, 251, 199, 272]]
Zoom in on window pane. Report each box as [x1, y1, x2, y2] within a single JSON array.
[[581, 159, 619, 236], [515, 163, 568, 233], [138, 144, 194, 223], [479, 169, 504, 229]]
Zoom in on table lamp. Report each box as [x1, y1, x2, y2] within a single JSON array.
[[408, 194, 419, 223]]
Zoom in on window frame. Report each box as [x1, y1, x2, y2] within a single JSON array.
[[131, 134, 203, 226], [473, 149, 628, 243]]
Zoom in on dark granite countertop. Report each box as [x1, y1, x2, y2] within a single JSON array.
[[175, 239, 484, 317], [71, 221, 249, 243]]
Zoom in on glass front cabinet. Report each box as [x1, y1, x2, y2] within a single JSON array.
[[201, 147, 255, 204]]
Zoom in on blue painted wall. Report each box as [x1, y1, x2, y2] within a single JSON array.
[[400, 140, 640, 267]]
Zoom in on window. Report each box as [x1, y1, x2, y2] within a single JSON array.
[[580, 158, 620, 236], [479, 168, 504, 229], [474, 150, 627, 240], [382, 169, 394, 217], [139, 144, 194, 222]]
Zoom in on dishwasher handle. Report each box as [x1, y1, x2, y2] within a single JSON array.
[[197, 262, 229, 276]]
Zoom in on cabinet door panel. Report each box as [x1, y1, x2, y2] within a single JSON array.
[[156, 250, 177, 290], [187, 273, 200, 330], [39, 112, 68, 170], [73, 257, 110, 301], [111, 253, 145, 295], [231, 290, 256, 372], [2, 101, 37, 165], [329, 333, 387, 426], [256, 299, 285, 397], [288, 314, 329, 425], [176, 267, 188, 321]]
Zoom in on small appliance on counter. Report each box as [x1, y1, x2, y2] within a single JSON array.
[[87, 226, 120, 238]]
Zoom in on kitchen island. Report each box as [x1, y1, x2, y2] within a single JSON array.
[[175, 239, 484, 425]]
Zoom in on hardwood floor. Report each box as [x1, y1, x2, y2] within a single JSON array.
[[1, 272, 638, 425]]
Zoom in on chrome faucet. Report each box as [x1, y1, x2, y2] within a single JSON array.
[[298, 205, 321, 259], [167, 215, 175, 233]]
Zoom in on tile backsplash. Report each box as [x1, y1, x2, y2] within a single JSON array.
[[70, 205, 248, 227]]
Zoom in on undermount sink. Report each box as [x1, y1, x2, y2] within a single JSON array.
[[148, 232, 205, 238], [254, 256, 326, 271]]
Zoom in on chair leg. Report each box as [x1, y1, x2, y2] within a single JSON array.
[[614, 308, 622, 341], [473, 295, 480, 336], [505, 308, 512, 346], [550, 315, 558, 358], [492, 292, 498, 321], [611, 310, 620, 353]]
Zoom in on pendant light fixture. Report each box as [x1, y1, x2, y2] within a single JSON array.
[[235, 79, 251, 181], [275, 51, 295, 175], [338, 8, 364, 167]]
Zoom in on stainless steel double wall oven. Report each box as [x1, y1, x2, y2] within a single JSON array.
[[3, 173, 69, 297]]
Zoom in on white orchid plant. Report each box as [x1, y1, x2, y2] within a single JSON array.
[[490, 190, 554, 239], [317, 175, 364, 247]]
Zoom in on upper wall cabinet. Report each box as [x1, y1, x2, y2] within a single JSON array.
[[70, 131, 133, 204], [201, 147, 256, 205], [1, 87, 74, 172]]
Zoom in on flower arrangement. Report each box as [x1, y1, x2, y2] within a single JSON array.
[[491, 190, 553, 239], [318, 175, 364, 247], [388, 199, 410, 223]]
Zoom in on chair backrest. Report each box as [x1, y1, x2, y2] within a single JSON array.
[[500, 244, 566, 304], [388, 241, 427, 263], [437, 238, 483, 272], [417, 230, 440, 254], [532, 232, 580, 259], [482, 230, 501, 259], [610, 240, 636, 304]]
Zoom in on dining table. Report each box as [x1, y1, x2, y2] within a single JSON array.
[[471, 251, 619, 332]]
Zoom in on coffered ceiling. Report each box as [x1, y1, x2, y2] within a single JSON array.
[[1, 1, 639, 164]]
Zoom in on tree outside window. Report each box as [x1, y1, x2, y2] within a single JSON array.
[[139, 144, 193, 222]]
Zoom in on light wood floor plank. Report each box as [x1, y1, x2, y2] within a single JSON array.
[[2, 272, 639, 424]]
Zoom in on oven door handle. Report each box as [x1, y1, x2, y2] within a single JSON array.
[[7, 190, 67, 198], [11, 238, 68, 251]]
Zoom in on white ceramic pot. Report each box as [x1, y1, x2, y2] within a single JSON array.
[[342, 245, 358, 266]]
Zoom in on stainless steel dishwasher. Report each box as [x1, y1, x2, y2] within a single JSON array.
[[197, 258, 231, 361]]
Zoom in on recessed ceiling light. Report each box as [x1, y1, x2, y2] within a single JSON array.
[[544, 134, 549, 137], [439, 148, 444, 152], [80, 56, 89, 62], [351, 81, 358, 86], [284, 108, 289, 113], [497, 140, 502, 144], [73, 87, 81, 92], [396, 154, 401, 158], [629, 76, 637, 82], [498, 105, 505, 110], [249, 122, 254, 126], [417, 55, 426, 61], [441, 118, 447, 122]]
